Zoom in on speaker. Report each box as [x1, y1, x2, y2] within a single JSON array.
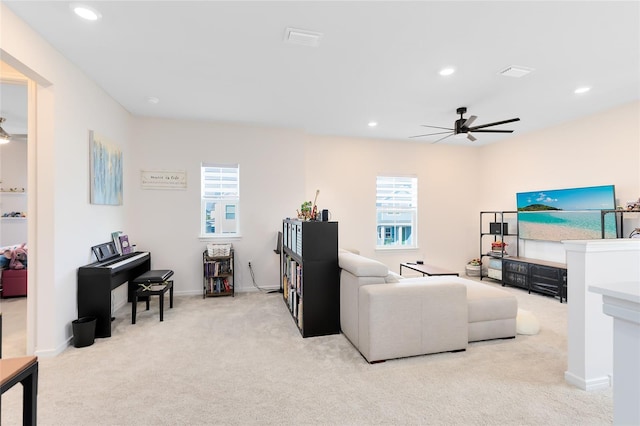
[[321, 209, 329, 221], [490, 222, 508, 235]]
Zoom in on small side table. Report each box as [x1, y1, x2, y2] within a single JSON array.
[[400, 262, 459, 277], [1, 355, 39, 425]]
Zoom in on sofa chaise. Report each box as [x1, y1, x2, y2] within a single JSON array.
[[339, 250, 517, 363]]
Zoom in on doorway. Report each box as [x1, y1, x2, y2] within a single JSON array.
[[0, 61, 29, 357]]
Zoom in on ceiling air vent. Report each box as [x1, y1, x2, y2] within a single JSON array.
[[498, 66, 534, 78], [284, 27, 323, 47]]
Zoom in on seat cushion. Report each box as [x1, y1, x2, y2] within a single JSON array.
[[464, 280, 517, 323], [133, 269, 174, 283], [403, 276, 517, 323]]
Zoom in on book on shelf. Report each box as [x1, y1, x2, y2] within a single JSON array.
[[111, 231, 123, 254], [204, 259, 232, 277], [205, 277, 232, 294]]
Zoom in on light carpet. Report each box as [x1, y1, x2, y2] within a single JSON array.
[[1, 282, 612, 425]]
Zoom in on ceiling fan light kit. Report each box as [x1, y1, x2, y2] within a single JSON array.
[[410, 106, 520, 144], [0, 117, 11, 144]]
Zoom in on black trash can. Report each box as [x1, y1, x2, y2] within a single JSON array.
[[72, 316, 96, 348]]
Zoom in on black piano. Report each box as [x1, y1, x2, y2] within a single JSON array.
[[78, 242, 151, 338]]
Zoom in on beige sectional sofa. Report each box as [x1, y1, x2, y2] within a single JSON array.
[[339, 250, 518, 363]]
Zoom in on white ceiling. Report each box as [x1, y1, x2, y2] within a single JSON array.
[[3, 1, 640, 145]]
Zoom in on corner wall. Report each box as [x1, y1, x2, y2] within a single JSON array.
[[1, 4, 133, 356]]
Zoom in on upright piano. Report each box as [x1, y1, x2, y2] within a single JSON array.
[[78, 242, 151, 338]]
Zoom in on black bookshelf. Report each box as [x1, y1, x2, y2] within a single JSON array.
[[281, 219, 339, 337]]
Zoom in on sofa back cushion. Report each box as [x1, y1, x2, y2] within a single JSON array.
[[338, 251, 388, 278]]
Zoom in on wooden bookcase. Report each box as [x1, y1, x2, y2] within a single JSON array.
[[281, 219, 339, 337], [203, 249, 234, 298]]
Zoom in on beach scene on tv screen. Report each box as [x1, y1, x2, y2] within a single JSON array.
[[516, 185, 616, 241]]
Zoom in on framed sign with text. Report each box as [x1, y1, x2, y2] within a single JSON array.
[[141, 170, 187, 189]]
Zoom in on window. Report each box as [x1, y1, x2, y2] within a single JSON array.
[[201, 163, 239, 237], [376, 175, 417, 248]]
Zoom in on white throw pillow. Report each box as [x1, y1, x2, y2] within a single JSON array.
[[516, 309, 540, 335]]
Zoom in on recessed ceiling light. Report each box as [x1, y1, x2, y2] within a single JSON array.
[[439, 67, 455, 76], [574, 86, 591, 94], [368, 121, 378, 127], [146, 96, 160, 105], [70, 3, 102, 21]]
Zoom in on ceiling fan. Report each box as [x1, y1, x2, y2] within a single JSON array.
[[410, 107, 520, 143], [0, 117, 26, 143]]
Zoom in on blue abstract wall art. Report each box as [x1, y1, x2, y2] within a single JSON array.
[[90, 131, 123, 205]]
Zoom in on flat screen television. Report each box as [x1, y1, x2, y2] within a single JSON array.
[[516, 184, 616, 241]]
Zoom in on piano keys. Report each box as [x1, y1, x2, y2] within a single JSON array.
[[78, 249, 151, 338]]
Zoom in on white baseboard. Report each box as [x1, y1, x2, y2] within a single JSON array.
[[34, 336, 72, 358], [564, 370, 611, 391]]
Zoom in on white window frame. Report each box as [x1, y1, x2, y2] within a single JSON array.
[[200, 163, 240, 238], [375, 175, 418, 249]]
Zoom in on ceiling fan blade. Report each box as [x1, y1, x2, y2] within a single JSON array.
[[471, 129, 514, 133], [420, 125, 454, 131], [467, 133, 477, 142], [409, 131, 453, 138], [462, 115, 477, 128], [469, 117, 520, 131], [431, 133, 455, 144]]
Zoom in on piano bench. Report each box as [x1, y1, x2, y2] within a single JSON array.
[[131, 270, 174, 324]]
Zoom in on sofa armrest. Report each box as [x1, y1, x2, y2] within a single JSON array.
[[340, 269, 387, 348], [358, 281, 468, 362]]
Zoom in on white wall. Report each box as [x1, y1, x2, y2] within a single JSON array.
[[304, 136, 482, 274], [129, 118, 307, 295], [479, 101, 640, 263], [128, 122, 482, 296], [127, 103, 640, 296], [1, 4, 133, 355]]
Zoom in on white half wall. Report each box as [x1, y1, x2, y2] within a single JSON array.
[[563, 239, 640, 390]]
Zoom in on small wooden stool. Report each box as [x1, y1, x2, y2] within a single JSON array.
[[132, 270, 174, 324], [1, 355, 38, 425]]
